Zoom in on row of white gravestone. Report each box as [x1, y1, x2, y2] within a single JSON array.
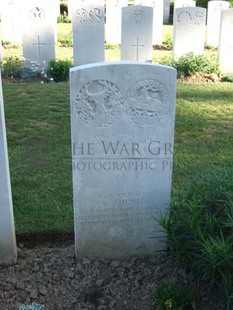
[[1, 0, 232, 69], [71, 3, 156, 65], [173, 6, 233, 73]]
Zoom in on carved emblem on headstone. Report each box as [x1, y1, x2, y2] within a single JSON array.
[[29, 7, 45, 20], [177, 11, 192, 24], [75, 80, 123, 127], [74, 8, 104, 24], [131, 9, 145, 24], [193, 11, 205, 25], [125, 79, 170, 126]]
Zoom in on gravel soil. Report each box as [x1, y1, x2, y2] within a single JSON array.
[[0, 238, 222, 310]]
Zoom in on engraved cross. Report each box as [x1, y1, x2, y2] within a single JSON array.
[[130, 37, 144, 61], [31, 36, 46, 64]]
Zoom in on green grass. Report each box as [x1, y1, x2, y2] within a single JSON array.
[[4, 83, 73, 233], [3, 82, 233, 234], [1, 23, 232, 235]]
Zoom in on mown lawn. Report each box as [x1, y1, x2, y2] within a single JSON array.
[[2, 81, 233, 234], [1, 22, 232, 235]]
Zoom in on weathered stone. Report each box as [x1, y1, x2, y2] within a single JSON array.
[[70, 62, 176, 258]]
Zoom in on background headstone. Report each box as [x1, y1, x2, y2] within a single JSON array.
[[71, 0, 105, 66], [105, 0, 128, 44], [206, 0, 229, 47], [173, 7, 206, 59], [218, 9, 233, 73], [0, 72, 17, 263], [121, 5, 153, 61], [0, 0, 21, 43], [70, 62, 176, 258], [21, 0, 56, 70], [135, 0, 164, 45], [174, 0, 196, 10]]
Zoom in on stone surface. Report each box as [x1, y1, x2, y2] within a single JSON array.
[[0, 73, 17, 264], [70, 62, 176, 258], [218, 9, 233, 73], [135, 0, 164, 45], [206, 0, 229, 47], [71, 0, 105, 66], [21, 0, 56, 70], [0, 0, 22, 43], [173, 7, 206, 59], [121, 5, 153, 61], [105, 0, 128, 44]]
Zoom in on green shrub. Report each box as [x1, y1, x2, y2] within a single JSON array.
[[154, 283, 200, 310], [197, 0, 233, 8], [173, 53, 219, 77], [159, 171, 233, 309], [1, 56, 23, 78], [47, 59, 73, 82], [222, 75, 233, 83]]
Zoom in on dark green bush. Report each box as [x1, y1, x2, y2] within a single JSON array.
[[197, 0, 233, 8], [47, 59, 73, 82], [169, 53, 220, 77], [159, 171, 233, 309], [222, 75, 233, 83], [154, 283, 199, 310]]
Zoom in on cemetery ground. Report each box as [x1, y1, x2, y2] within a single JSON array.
[[0, 25, 233, 309]]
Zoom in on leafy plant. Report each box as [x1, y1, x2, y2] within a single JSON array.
[[197, 0, 233, 8], [159, 171, 233, 308], [1, 56, 23, 78], [57, 12, 71, 23], [47, 59, 73, 82], [154, 283, 199, 310], [161, 53, 220, 77], [221, 75, 233, 83]]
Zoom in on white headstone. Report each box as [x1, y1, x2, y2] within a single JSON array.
[[135, 0, 164, 45], [121, 6, 153, 61], [106, 0, 128, 44], [206, 0, 229, 47], [70, 62, 177, 258], [71, 0, 105, 66], [0, 73, 17, 263], [21, 0, 56, 70], [218, 9, 233, 73], [1, 0, 21, 43], [173, 7, 206, 59], [174, 0, 196, 10]]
